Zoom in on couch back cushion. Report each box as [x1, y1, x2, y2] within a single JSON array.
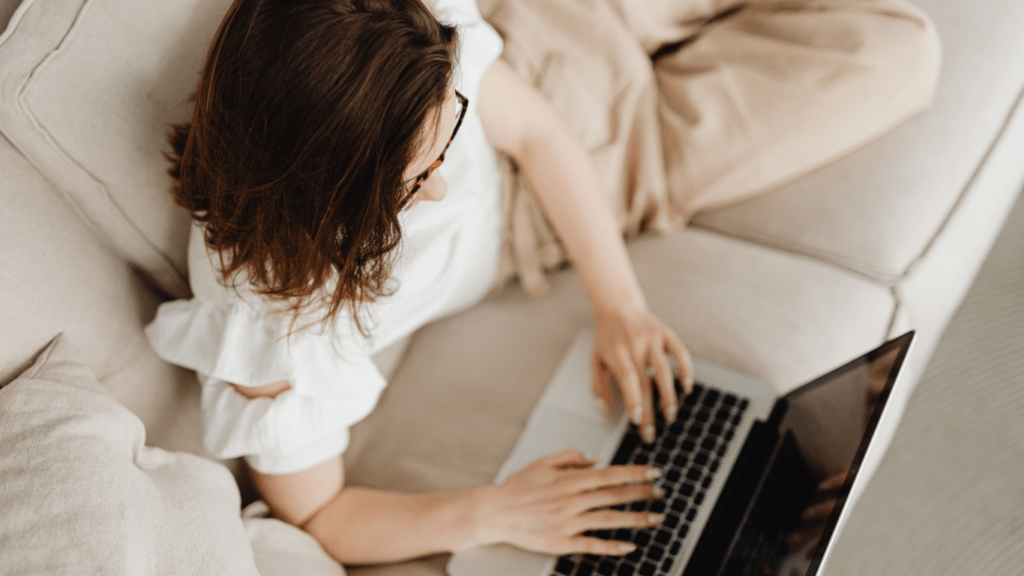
[[0, 0, 233, 298]]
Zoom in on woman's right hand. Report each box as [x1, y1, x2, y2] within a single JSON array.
[[471, 449, 665, 555]]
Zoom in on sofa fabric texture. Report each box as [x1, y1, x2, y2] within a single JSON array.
[[0, 0, 233, 299], [1, 0, 1023, 574], [0, 335, 258, 575]]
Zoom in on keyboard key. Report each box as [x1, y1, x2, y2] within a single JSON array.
[[709, 459, 720, 473], [715, 407, 732, 421], [701, 437, 716, 451], [695, 408, 710, 423], [694, 491, 705, 505], [554, 558, 575, 575], [669, 541, 682, 555], [649, 500, 666, 514], [648, 545, 665, 561], [686, 467, 702, 482], [664, 513, 680, 528], [694, 451, 710, 466], [673, 453, 689, 467], [723, 394, 737, 406], [668, 420, 686, 435], [702, 390, 720, 406], [638, 561, 657, 576], [681, 439, 696, 453], [616, 562, 635, 576], [686, 508, 697, 522], [654, 452, 670, 465], [731, 413, 742, 426], [671, 499, 687, 513], [661, 556, 675, 572], [723, 428, 734, 442], [614, 529, 633, 541], [716, 444, 727, 457], [679, 483, 695, 497], [577, 559, 596, 576], [634, 453, 649, 465], [709, 421, 723, 436], [678, 525, 689, 539], [634, 531, 651, 547], [654, 529, 672, 545], [597, 560, 616, 575], [624, 547, 643, 564], [687, 423, 703, 437], [701, 476, 712, 489], [665, 469, 681, 483], [738, 399, 749, 411]]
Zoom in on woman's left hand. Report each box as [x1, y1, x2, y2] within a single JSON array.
[[591, 304, 694, 444]]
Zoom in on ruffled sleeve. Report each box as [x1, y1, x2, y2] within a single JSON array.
[[145, 299, 387, 474]]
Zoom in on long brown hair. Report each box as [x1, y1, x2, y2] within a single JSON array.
[[167, 0, 458, 335]]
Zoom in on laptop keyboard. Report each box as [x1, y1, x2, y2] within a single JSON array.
[[551, 383, 750, 576]]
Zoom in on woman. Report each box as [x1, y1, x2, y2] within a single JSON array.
[[146, 0, 694, 565]]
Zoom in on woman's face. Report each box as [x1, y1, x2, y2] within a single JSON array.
[[400, 88, 459, 209]]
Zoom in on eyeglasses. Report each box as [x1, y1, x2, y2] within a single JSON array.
[[398, 90, 469, 210]]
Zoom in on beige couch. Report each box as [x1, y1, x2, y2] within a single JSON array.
[[1, 0, 1022, 573]]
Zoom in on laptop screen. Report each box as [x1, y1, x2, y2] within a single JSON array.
[[721, 332, 914, 576]]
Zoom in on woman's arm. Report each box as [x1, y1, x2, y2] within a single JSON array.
[[235, 383, 664, 565], [477, 60, 695, 443]]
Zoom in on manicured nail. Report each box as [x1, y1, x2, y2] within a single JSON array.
[[643, 425, 656, 444], [618, 543, 637, 553], [652, 485, 665, 498], [665, 404, 678, 422], [684, 376, 694, 392], [646, 468, 662, 480], [631, 406, 643, 425], [583, 452, 598, 463], [648, 513, 666, 525], [593, 397, 610, 417]]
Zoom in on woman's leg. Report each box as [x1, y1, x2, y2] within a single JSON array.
[[642, 0, 942, 216]]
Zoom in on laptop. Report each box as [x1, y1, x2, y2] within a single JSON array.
[[448, 330, 915, 576]]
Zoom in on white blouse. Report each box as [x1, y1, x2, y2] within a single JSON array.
[[146, 0, 505, 474]]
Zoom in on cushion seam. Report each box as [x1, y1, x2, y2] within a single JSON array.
[[8, 0, 188, 289]]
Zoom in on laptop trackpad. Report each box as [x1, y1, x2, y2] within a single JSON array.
[[499, 406, 620, 483]]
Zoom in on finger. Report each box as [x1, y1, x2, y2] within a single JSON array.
[[609, 348, 644, 427], [558, 536, 638, 556], [590, 353, 613, 418], [648, 345, 678, 422], [567, 509, 665, 535], [665, 332, 695, 395], [559, 465, 660, 495], [565, 483, 664, 515], [637, 361, 656, 444], [536, 449, 598, 470]]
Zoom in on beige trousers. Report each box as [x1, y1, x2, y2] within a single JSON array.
[[478, 0, 941, 295]]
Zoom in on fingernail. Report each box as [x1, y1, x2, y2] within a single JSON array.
[[648, 513, 666, 525], [643, 425, 655, 444], [631, 406, 643, 425], [593, 397, 610, 417], [665, 404, 678, 422], [583, 452, 598, 463], [652, 485, 665, 498], [618, 543, 637, 553], [646, 468, 662, 480], [684, 376, 694, 392]]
